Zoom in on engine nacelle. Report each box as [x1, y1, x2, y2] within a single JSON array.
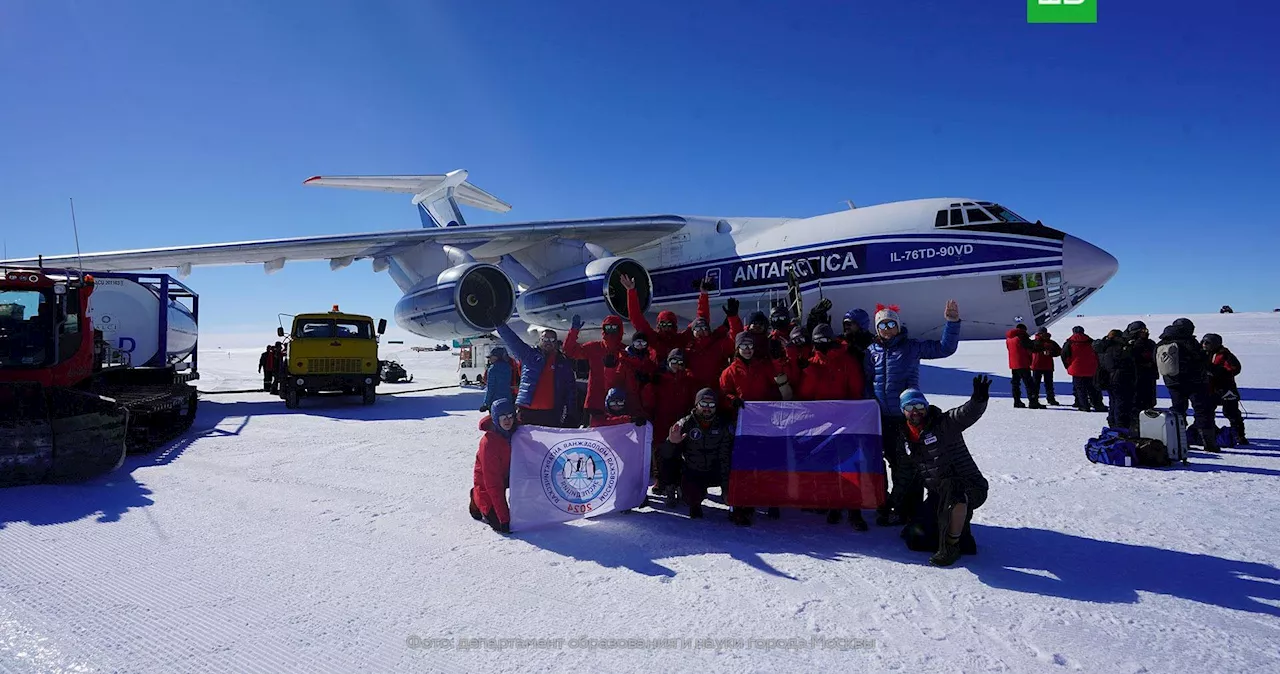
[[515, 257, 652, 329], [394, 263, 516, 340]]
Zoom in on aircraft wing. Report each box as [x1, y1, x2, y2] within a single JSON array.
[[0, 216, 687, 273]]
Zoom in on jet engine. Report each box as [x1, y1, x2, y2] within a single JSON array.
[[394, 263, 516, 340], [515, 257, 652, 329]]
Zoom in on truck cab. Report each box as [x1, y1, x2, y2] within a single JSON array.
[[277, 306, 386, 408]]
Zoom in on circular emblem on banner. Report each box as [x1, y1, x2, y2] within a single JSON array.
[[541, 437, 620, 514]]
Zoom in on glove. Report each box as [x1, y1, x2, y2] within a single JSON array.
[[603, 354, 618, 368], [733, 398, 745, 409], [633, 416, 647, 426], [690, 278, 704, 291], [480, 404, 490, 413], [972, 374, 991, 401], [571, 314, 584, 331], [814, 298, 832, 314], [700, 279, 716, 292], [724, 298, 740, 317]]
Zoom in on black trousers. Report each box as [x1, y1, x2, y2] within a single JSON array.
[[878, 416, 924, 521], [1169, 384, 1218, 448], [1213, 393, 1246, 436], [1072, 376, 1104, 410], [1033, 370, 1057, 402], [1134, 374, 1158, 411], [1011, 369, 1038, 402], [1107, 378, 1135, 430]]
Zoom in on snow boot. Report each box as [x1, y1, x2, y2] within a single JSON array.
[[1029, 398, 1045, 409], [930, 535, 963, 567], [849, 510, 869, 531], [729, 507, 753, 526], [767, 507, 781, 519], [1047, 396, 1061, 406], [1013, 399, 1026, 409], [876, 510, 905, 527], [468, 490, 484, 521], [689, 502, 704, 519], [826, 510, 842, 524]]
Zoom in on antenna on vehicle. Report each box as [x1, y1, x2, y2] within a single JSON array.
[[844, 200, 856, 210], [69, 197, 85, 280]]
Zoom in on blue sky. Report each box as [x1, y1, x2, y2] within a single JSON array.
[[2, 0, 1277, 343]]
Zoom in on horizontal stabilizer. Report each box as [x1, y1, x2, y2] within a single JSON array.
[[303, 171, 511, 213]]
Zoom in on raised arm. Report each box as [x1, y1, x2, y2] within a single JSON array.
[[494, 322, 535, 364], [621, 274, 655, 335], [947, 375, 990, 431], [916, 317, 961, 360]]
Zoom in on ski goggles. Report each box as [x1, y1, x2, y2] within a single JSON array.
[[696, 399, 717, 409], [539, 334, 558, 344], [737, 342, 755, 352], [602, 323, 621, 333], [632, 338, 648, 348], [667, 357, 685, 367], [789, 335, 807, 346], [877, 320, 899, 331], [902, 402, 927, 413], [497, 413, 516, 423], [658, 320, 676, 330], [812, 336, 833, 345]]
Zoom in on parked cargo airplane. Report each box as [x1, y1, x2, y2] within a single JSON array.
[[0, 170, 1118, 341]]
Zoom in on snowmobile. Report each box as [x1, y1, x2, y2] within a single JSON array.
[[378, 359, 413, 383]]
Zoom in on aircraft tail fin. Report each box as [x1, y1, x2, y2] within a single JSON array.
[[302, 169, 511, 228]]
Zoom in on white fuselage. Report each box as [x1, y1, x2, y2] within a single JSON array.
[[399, 197, 1117, 342]]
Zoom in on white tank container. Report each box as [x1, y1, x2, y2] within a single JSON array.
[[86, 277, 198, 367]]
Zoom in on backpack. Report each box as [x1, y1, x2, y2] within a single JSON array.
[[1156, 342, 1180, 378], [1133, 438, 1171, 467], [1085, 427, 1137, 467]]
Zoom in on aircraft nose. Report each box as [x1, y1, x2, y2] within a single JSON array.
[[1061, 234, 1118, 289]]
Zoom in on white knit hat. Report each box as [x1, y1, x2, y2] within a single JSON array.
[[874, 303, 901, 328]]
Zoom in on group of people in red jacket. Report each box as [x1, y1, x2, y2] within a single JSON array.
[[1004, 323, 1106, 411], [469, 276, 900, 534]]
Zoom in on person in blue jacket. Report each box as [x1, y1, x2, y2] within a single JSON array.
[[480, 346, 515, 413], [864, 300, 961, 526], [494, 322, 579, 427]]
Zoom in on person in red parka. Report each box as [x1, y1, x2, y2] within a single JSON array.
[[469, 397, 517, 534], [564, 313, 626, 426], [1060, 326, 1105, 412], [685, 300, 744, 392], [607, 332, 658, 419], [591, 387, 649, 427], [642, 348, 701, 492], [1005, 323, 1041, 409], [794, 323, 871, 530], [720, 332, 793, 411], [1031, 327, 1062, 406], [796, 324, 866, 402], [620, 275, 716, 366]]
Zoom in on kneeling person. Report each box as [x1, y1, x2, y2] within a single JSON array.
[[899, 377, 991, 567], [658, 388, 751, 523]]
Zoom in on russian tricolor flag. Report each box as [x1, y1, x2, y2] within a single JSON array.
[[726, 400, 886, 509]]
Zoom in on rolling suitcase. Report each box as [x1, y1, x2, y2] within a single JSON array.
[[1139, 409, 1189, 464]]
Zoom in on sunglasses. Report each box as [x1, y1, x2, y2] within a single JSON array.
[[738, 343, 755, 350], [668, 358, 685, 366], [603, 324, 620, 333], [498, 413, 516, 423], [539, 335, 557, 343], [632, 339, 648, 347], [877, 320, 899, 330], [902, 402, 926, 412], [813, 337, 832, 345], [697, 399, 717, 409], [658, 321, 676, 329]]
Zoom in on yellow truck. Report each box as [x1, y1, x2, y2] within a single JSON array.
[[276, 306, 387, 408]]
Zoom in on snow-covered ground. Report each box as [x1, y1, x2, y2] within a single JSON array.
[[3, 313, 1279, 673]]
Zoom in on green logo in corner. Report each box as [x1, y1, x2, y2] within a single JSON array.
[[1028, 0, 1097, 23]]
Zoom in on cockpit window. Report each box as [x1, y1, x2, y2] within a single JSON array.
[[965, 207, 994, 224], [949, 208, 963, 226], [978, 202, 1029, 223]]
